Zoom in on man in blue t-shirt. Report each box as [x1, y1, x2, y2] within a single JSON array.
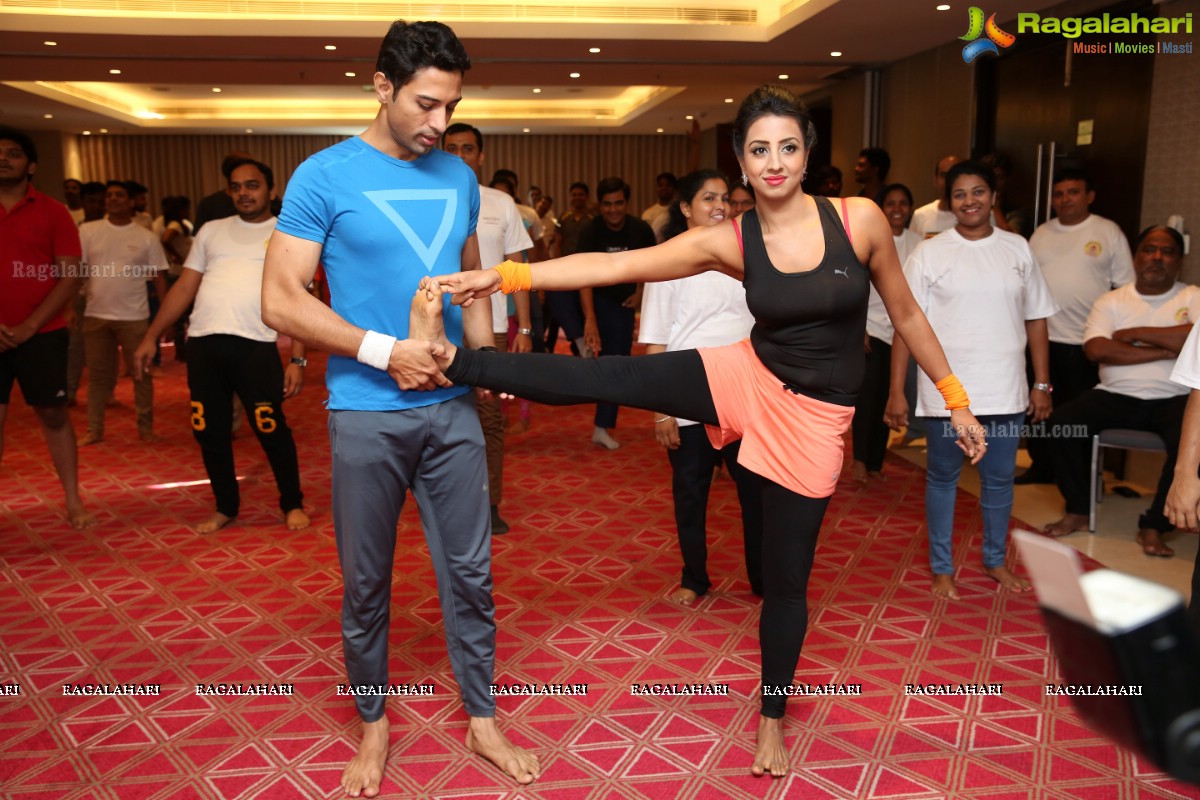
[[261, 20, 540, 795]]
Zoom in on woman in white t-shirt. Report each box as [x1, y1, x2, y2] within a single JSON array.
[[852, 183, 923, 481], [886, 162, 1058, 600], [639, 169, 762, 604]]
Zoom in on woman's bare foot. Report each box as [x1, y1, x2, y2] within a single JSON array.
[[66, 500, 97, 529], [77, 433, 102, 447], [1043, 514, 1088, 538], [930, 573, 959, 600], [1136, 528, 1174, 557], [285, 508, 310, 530], [465, 716, 540, 785], [850, 461, 868, 482], [195, 512, 234, 534], [669, 587, 699, 605], [410, 279, 455, 362], [342, 717, 389, 798], [751, 715, 789, 777], [984, 565, 1032, 592]]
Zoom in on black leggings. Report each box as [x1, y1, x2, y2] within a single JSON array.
[[447, 347, 830, 717]]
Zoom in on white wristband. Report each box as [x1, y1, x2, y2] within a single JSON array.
[[357, 330, 397, 371]]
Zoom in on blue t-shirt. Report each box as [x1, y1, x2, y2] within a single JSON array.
[[277, 137, 480, 411]]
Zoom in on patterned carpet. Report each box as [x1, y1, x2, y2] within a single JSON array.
[[2, 347, 1199, 799]]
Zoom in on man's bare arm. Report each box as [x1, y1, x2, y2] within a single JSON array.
[[1084, 336, 1176, 365], [1111, 323, 1193, 355]]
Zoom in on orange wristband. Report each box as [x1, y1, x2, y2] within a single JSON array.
[[493, 260, 532, 294], [935, 373, 971, 410]]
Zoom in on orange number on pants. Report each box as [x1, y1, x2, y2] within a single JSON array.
[[190, 401, 206, 431], [254, 404, 277, 434]]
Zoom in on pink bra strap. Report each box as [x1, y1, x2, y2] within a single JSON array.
[[731, 216, 744, 258], [840, 197, 853, 245]]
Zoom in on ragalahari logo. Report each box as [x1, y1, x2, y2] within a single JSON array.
[[960, 7, 1017, 62]]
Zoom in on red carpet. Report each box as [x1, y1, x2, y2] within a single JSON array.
[[2, 348, 1199, 799]]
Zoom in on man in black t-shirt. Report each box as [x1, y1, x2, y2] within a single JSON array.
[[577, 176, 656, 450]]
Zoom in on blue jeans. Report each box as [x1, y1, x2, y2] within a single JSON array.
[[923, 412, 1023, 575]]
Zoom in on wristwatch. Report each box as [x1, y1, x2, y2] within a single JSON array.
[[517, 327, 533, 336], [290, 356, 308, 367], [1032, 382, 1053, 394]]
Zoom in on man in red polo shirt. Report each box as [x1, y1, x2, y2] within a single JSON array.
[[0, 126, 94, 528]]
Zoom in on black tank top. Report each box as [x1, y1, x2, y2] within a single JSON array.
[[741, 196, 869, 407]]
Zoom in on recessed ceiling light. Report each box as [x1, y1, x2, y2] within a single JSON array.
[[82, 130, 91, 136], [936, 3, 951, 9], [324, 44, 337, 50], [245, 128, 253, 133], [345, 71, 356, 77], [830, 51, 843, 57], [532, 88, 542, 94], [724, 98, 734, 103], [523, 128, 531, 132], [778, 73, 789, 80], [44, 40, 57, 46], [656, 128, 664, 133], [43, 113, 53, 119], [685, 115, 694, 120], [589, 47, 601, 53], [99, 128, 108, 133], [569, 72, 581, 79], [109, 68, 122, 75], [211, 87, 222, 93]]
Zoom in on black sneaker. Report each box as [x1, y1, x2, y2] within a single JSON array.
[[490, 505, 510, 535]]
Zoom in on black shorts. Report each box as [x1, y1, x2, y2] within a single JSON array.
[[0, 328, 69, 407]]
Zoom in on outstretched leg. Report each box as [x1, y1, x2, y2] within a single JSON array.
[[412, 282, 719, 425]]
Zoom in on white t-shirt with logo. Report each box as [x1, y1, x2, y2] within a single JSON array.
[[1171, 322, 1200, 390], [184, 215, 279, 342], [80, 219, 168, 321], [904, 228, 1059, 417], [476, 186, 533, 335], [1084, 282, 1200, 400], [1031, 214, 1134, 345]]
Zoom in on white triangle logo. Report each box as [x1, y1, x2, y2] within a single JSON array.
[[363, 189, 458, 272]]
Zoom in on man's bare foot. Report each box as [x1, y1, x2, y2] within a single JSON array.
[[931, 573, 959, 600], [77, 434, 102, 447], [984, 565, 1032, 592], [465, 716, 540, 785], [669, 587, 699, 605], [410, 280, 454, 357], [195, 512, 235, 534], [751, 715, 789, 777], [1136, 528, 1174, 557], [285, 508, 310, 530], [850, 461, 868, 482], [342, 717, 389, 798], [868, 470, 886, 481], [1043, 514, 1088, 538], [66, 500, 97, 529]]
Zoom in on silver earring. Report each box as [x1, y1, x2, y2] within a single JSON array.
[[741, 174, 748, 186], [802, 169, 808, 181]]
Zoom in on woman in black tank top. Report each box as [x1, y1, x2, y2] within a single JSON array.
[[428, 86, 987, 779]]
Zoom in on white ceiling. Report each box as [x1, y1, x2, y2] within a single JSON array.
[[0, 0, 1071, 136]]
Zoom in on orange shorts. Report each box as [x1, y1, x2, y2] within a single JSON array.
[[699, 339, 854, 498]]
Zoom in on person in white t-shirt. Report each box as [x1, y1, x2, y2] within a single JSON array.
[[444, 124, 534, 535], [909, 155, 1009, 240], [887, 161, 1058, 600], [1045, 226, 1198, 557], [1165, 274, 1200, 625], [640, 172, 678, 240], [852, 183, 922, 481], [132, 160, 309, 535], [639, 169, 762, 605], [78, 180, 169, 445], [1017, 169, 1134, 484]]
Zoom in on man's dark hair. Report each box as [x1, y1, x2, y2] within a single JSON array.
[[105, 179, 132, 196], [226, 157, 275, 190], [859, 147, 891, 180], [444, 122, 483, 150], [80, 181, 106, 198], [126, 180, 148, 196], [64, 178, 82, 189], [490, 177, 516, 197], [655, 172, 679, 188], [376, 20, 471, 98], [491, 168, 518, 189], [220, 152, 255, 180], [1135, 225, 1185, 252], [569, 181, 589, 195], [1052, 167, 1093, 193], [596, 177, 630, 200], [0, 126, 37, 164]]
